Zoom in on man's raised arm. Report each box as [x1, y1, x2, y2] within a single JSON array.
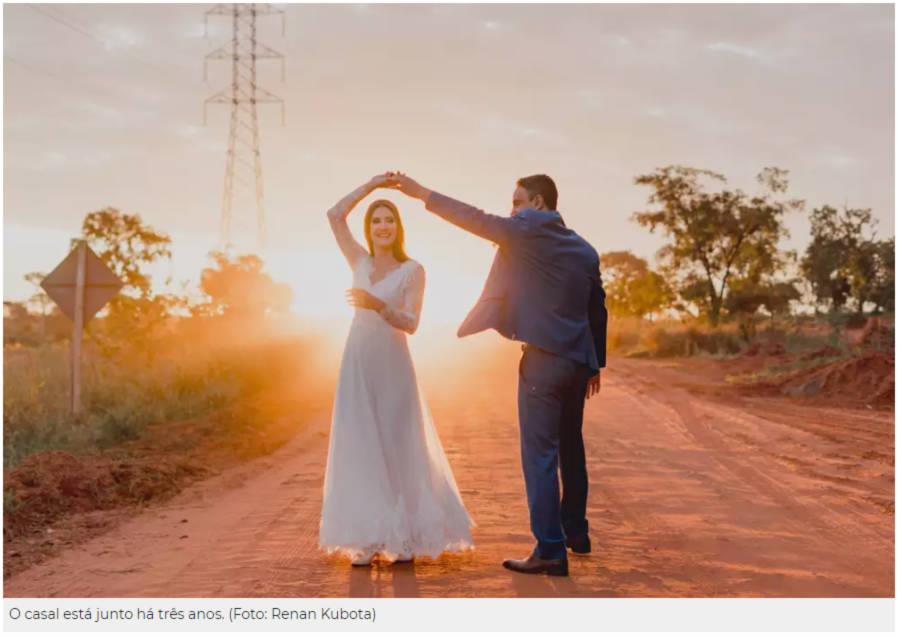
[[385, 172, 526, 245]]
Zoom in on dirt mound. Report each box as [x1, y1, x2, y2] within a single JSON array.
[[799, 345, 842, 361], [4, 451, 209, 544], [859, 318, 894, 350], [842, 316, 895, 350], [3, 383, 327, 579], [743, 342, 786, 357], [779, 352, 894, 407]]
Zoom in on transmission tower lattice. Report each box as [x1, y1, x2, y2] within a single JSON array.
[[203, 3, 285, 253]]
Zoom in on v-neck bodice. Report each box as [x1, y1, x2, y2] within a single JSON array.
[[367, 258, 408, 288], [351, 256, 423, 334]]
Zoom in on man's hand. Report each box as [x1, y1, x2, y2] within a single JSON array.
[[345, 288, 386, 312], [383, 171, 431, 201], [585, 372, 601, 400], [367, 173, 393, 190]]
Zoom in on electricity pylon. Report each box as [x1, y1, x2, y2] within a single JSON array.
[[203, 3, 285, 253]]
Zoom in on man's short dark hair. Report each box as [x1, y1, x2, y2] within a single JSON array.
[[517, 174, 558, 210]]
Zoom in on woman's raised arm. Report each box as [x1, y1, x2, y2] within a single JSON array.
[[327, 175, 389, 267]]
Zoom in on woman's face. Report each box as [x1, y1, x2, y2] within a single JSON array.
[[370, 206, 398, 249]]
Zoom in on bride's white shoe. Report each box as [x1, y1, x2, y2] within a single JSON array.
[[393, 553, 413, 564], [351, 552, 375, 567]]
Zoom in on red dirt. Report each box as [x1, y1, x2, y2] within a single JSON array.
[[743, 342, 786, 357], [739, 353, 894, 409], [3, 387, 330, 579], [3, 347, 893, 598], [848, 317, 894, 350], [799, 345, 842, 361]]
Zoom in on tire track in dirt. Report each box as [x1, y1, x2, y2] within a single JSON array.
[[4, 359, 893, 598], [611, 364, 892, 594]]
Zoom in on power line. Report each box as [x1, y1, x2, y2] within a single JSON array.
[[204, 3, 285, 254], [4, 53, 138, 113], [5, 55, 74, 84], [47, 3, 207, 64], [26, 4, 195, 87], [28, 4, 112, 49]]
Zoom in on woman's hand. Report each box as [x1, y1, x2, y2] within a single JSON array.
[[367, 173, 394, 191], [346, 288, 386, 312], [383, 171, 431, 201]]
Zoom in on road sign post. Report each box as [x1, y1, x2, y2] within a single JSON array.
[[71, 241, 87, 415], [42, 240, 124, 417]]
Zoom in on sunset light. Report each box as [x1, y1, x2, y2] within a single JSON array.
[[3, 3, 894, 627]]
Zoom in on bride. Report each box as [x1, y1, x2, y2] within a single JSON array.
[[319, 174, 474, 567]]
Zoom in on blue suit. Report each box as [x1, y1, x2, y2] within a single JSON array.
[[426, 191, 608, 559]]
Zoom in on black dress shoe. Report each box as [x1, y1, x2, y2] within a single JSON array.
[[502, 552, 569, 576], [566, 534, 591, 554]]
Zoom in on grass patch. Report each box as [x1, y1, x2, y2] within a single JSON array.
[[610, 317, 744, 358], [725, 353, 849, 385], [3, 335, 315, 469]]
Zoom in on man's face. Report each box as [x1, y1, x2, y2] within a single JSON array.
[[511, 185, 543, 216]]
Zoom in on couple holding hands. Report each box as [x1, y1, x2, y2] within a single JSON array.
[[319, 171, 607, 577]]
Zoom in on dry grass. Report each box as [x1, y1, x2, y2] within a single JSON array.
[[3, 317, 336, 574], [608, 316, 744, 358], [3, 318, 327, 469], [607, 313, 893, 360]]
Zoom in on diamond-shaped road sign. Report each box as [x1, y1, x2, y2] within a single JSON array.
[[41, 242, 123, 322]]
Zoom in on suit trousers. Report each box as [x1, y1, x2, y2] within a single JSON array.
[[517, 344, 592, 559]]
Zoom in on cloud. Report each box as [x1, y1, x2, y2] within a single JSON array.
[[67, 98, 161, 132], [705, 41, 768, 63], [480, 116, 568, 146], [175, 124, 203, 138], [36, 151, 68, 170], [180, 22, 208, 39], [643, 106, 668, 119], [602, 34, 631, 48], [97, 24, 145, 50], [815, 151, 862, 169], [28, 148, 114, 171], [640, 103, 737, 135], [174, 124, 224, 153], [432, 99, 568, 145]]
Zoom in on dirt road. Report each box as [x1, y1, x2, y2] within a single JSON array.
[[4, 357, 893, 597]]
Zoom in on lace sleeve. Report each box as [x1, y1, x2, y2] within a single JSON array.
[[378, 262, 425, 334], [326, 182, 373, 268]]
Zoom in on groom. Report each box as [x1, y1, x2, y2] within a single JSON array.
[[382, 172, 607, 576]]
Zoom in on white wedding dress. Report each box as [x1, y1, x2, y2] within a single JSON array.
[[319, 254, 474, 561]]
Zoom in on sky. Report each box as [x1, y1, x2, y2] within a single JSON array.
[[3, 3, 895, 335]]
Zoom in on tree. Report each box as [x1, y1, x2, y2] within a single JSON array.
[[870, 238, 895, 312], [198, 252, 292, 319], [3, 301, 34, 345], [92, 294, 186, 358], [801, 205, 893, 315], [24, 271, 51, 340], [75, 207, 172, 298], [600, 251, 673, 319], [724, 276, 801, 340], [71, 208, 176, 357], [633, 166, 802, 325]]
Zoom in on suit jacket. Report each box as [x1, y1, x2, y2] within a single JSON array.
[[425, 191, 608, 371]]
